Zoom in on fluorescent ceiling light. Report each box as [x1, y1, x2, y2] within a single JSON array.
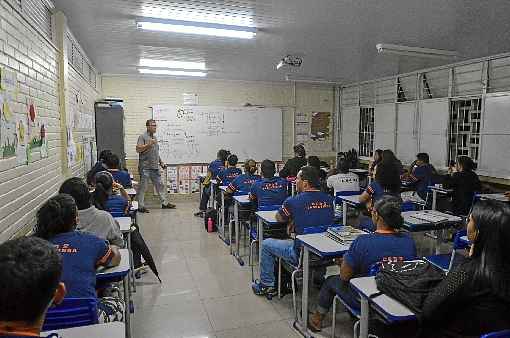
[[376, 43, 458, 59], [137, 18, 256, 39], [140, 7, 253, 27], [139, 58, 206, 70], [138, 68, 207, 77]]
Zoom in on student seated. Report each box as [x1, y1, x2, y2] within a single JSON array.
[[368, 148, 383, 178], [218, 154, 242, 186], [0, 237, 66, 338], [105, 153, 132, 188], [94, 171, 130, 217], [252, 166, 334, 297], [249, 159, 289, 208], [86, 149, 112, 186], [309, 195, 417, 332], [59, 177, 124, 247], [327, 158, 360, 196], [279, 144, 307, 178], [34, 195, 121, 298], [381, 149, 404, 175], [307, 155, 328, 191], [420, 200, 510, 338], [196, 149, 229, 216], [402, 153, 436, 200], [226, 159, 260, 194], [443, 156, 481, 215]]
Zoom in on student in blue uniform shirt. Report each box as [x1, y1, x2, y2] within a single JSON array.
[[226, 159, 260, 194], [86, 149, 112, 186], [309, 195, 417, 332], [34, 194, 121, 299], [402, 153, 436, 200], [196, 149, 229, 216], [0, 237, 66, 338], [252, 166, 334, 297], [93, 171, 130, 217], [218, 154, 242, 186], [249, 159, 289, 208], [105, 153, 132, 188]]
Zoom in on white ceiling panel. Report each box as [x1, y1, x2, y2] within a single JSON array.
[[52, 0, 510, 83]]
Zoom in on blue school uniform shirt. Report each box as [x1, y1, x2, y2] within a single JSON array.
[[228, 173, 261, 194], [249, 177, 289, 207], [365, 181, 400, 202], [209, 159, 225, 178], [110, 169, 132, 188], [218, 167, 242, 186], [105, 194, 128, 217], [49, 231, 113, 298], [344, 232, 417, 278], [411, 164, 434, 196]]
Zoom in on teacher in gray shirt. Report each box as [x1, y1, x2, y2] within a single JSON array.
[[136, 119, 175, 212]]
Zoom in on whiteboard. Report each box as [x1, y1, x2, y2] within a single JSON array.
[[152, 105, 283, 164]]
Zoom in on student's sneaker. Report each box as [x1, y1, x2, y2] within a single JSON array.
[[251, 280, 277, 298], [194, 210, 205, 217], [162, 203, 176, 209]]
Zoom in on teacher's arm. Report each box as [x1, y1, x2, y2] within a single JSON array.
[[135, 136, 155, 153]]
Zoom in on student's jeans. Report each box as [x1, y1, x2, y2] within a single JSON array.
[[199, 185, 211, 211], [260, 238, 298, 287], [317, 275, 360, 314], [138, 169, 168, 208]]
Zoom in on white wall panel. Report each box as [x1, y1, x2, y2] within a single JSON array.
[[418, 99, 449, 167], [396, 102, 419, 165], [374, 103, 396, 150], [340, 106, 359, 151]]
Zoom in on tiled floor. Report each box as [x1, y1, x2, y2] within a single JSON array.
[[131, 196, 357, 338]]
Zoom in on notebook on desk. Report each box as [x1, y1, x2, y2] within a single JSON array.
[[409, 212, 448, 223], [326, 226, 365, 244]]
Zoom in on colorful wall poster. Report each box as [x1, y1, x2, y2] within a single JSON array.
[[0, 113, 16, 158], [26, 100, 45, 161], [83, 140, 92, 171], [15, 115, 27, 165]]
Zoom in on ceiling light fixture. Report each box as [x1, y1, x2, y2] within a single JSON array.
[[138, 68, 207, 77], [139, 58, 206, 70], [137, 18, 256, 39], [376, 43, 458, 59]]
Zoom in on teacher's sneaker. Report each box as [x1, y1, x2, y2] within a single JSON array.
[[162, 203, 176, 209]]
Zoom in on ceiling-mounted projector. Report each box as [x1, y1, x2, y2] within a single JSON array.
[[276, 55, 303, 70]]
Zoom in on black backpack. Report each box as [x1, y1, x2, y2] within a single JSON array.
[[375, 260, 445, 314]]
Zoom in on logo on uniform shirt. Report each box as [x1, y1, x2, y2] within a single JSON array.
[[55, 243, 78, 254], [262, 182, 284, 190], [306, 201, 331, 210], [382, 256, 404, 263]]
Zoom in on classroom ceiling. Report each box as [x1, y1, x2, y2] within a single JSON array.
[[53, 0, 510, 84]]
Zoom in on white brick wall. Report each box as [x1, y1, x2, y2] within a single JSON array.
[[101, 76, 337, 167], [0, 1, 98, 241]]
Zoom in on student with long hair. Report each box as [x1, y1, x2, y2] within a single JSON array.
[[369, 148, 383, 177], [443, 155, 481, 215], [420, 200, 510, 337], [309, 195, 416, 332], [279, 144, 307, 178], [34, 194, 121, 299], [94, 171, 129, 217]]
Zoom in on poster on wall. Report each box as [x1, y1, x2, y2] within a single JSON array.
[[0, 67, 19, 160], [0, 112, 16, 159], [26, 100, 45, 162], [84, 140, 92, 171], [310, 112, 331, 141], [166, 166, 178, 194], [66, 127, 77, 168], [15, 116, 27, 165], [91, 140, 97, 164]]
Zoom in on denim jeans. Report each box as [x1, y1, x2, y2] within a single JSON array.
[[260, 238, 298, 287], [317, 275, 360, 314], [138, 168, 168, 208], [199, 185, 211, 211]]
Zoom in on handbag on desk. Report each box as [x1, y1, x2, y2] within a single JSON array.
[[375, 260, 445, 314]]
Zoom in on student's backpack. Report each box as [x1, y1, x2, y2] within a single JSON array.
[[375, 260, 445, 314], [203, 208, 218, 232]]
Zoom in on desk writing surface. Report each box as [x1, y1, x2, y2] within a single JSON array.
[[337, 194, 362, 205], [115, 216, 132, 232], [233, 194, 250, 204], [219, 185, 228, 192], [403, 210, 461, 224], [428, 186, 453, 194], [255, 210, 280, 224], [43, 322, 125, 338], [477, 193, 508, 202], [350, 168, 369, 174], [350, 277, 415, 318], [296, 233, 350, 256], [97, 249, 130, 276]]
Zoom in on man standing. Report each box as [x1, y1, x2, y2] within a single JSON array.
[[136, 119, 175, 212]]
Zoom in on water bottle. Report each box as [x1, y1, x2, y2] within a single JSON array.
[[207, 217, 213, 233]]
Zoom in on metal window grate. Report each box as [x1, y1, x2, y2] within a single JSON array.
[[359, 107, 374, 157], [448, 98, 482, 166], [67, 33, 98, 89]]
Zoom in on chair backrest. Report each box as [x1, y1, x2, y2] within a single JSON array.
[[257, 204, 281, 211], [401, 201, 417, 212], [368, 262, 381, 276], [481, 330, 510, 338], [43, 297, 98, 331]]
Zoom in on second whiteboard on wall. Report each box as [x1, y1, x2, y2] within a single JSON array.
[[153, 105, 283, 164]]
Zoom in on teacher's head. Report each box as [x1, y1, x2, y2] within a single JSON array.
[[146, 119, 157, 135]]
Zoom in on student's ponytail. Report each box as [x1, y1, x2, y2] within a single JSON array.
[[93, 171, 113, 210], [35, 194, 77, 240]]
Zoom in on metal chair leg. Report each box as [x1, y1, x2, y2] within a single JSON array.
[[278, 258, 282, 298], [291, 269, 301, 321], [332, 295, 338, 338], [354, 320, 360, 338], [250, 239, 258, 282]]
